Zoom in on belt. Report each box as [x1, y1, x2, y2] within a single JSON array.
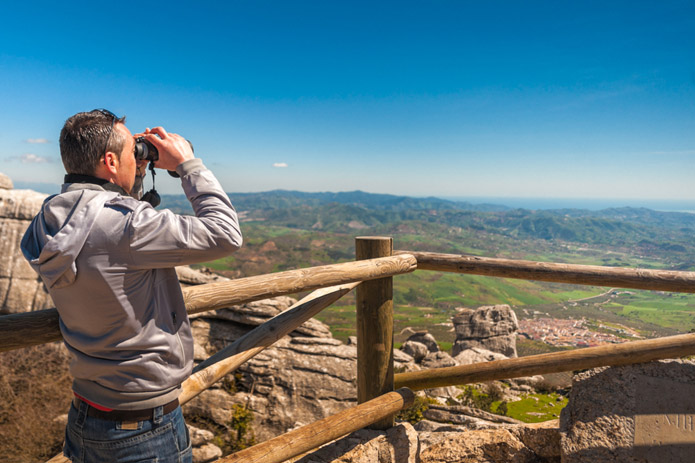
[[73, 397, 180, 421]]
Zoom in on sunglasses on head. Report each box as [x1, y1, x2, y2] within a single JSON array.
[[93, 109, 118, 157]]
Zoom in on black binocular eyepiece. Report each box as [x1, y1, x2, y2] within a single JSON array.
[[134, 137, 194, 178], [134, 136, 159, 162]]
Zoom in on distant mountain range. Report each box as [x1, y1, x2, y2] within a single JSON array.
[[158, 189, 695, 269], [229, 190, 511, 212], [162, 189, 695, 237]]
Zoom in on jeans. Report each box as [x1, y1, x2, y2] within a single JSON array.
[[63, 399, 192, 463]]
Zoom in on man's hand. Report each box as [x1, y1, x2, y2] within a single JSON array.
[[140, 126, 195, 172]]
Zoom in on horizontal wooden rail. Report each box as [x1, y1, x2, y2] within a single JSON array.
[[397, 250, 695, 293], [395, 332, 695, 391], [182, 283, 359, 403], [217, 388, 415, 463], [0, 254, 417, 353], [0, 310, 62, 351], [182, 254, 416, 314]]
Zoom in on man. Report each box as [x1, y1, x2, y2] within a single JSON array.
[[21, 109, 242, 462]]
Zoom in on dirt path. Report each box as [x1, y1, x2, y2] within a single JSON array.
[[567, 288, 616, 303]]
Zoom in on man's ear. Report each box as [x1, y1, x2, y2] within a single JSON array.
[[103, 151, 119, 174]]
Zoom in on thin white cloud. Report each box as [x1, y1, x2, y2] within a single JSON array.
[[25, 138, 51, 144], [273, 162, 288, 168], [17, 153, 53, 164]]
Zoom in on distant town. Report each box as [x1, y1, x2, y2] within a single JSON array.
[[518, 317, 642, 348]]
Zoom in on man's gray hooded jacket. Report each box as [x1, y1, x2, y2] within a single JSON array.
[[21, 159, 242, 410]]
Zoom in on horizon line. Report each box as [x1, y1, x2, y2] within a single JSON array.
[[9, 181, 695, 205]]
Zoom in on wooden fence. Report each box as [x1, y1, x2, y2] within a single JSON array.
[[2, 236, 695, 463]]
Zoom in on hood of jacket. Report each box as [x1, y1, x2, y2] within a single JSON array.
[[21, 183, 120, 289]]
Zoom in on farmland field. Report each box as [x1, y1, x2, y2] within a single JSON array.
[[176, 190, 695, 348]]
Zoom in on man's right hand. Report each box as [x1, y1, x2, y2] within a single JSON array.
[[141, 126, 195, 172]]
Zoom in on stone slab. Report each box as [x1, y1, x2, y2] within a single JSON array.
[[560, 360, 695, 463], [634, 375, 695, 462]]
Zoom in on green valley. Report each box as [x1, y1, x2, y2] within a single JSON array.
[[161, 190, 695, 347]]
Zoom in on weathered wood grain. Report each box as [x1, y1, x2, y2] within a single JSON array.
[[397, 251, 695, 292], [0, 309, 61, 352], [183, 254, 417, 315], [356, 237, 395, 430]]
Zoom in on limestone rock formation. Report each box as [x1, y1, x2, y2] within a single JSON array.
[[401, 331, 443, 360], [291, 422, 420, 463], [0, 178, 53, 314], [0, 172, 13, 190], [405, 330, 439, 352], [420, 350, 457, 369], [453, 346, 509, 364], [401, 340, 429, 362], [419, 424, 560, 463], [188, 424, 223, 463], [297, 420, 561, 463], [452, 305, 519, 357], [560, 359, 695, 463]]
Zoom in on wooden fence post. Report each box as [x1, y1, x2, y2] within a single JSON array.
[[355, 236, 394, 429]]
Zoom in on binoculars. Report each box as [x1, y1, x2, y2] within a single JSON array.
[[134, 137, 194, 178]]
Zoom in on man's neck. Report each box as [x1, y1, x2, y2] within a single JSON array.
[[64, 173, 110, 186], [64, 173, 129, 196]]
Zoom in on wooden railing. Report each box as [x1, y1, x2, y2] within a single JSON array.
[[0, 253, 417, 353], [2, 237, 695, 463]]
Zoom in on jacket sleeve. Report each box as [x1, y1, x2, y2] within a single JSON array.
[[126, 159, 243, 269]]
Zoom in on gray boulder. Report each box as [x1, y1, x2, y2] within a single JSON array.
[[401, 331, 446, 364], [193, 444, 222, 463], [560, 359, 695, 463], [401, 340, 429, 362], [453, 346, 509, 365], [452, 305, 518, 358], [405, 330, 439, 352], [187, 425, 222, 463], [420, 351, 458, 369]]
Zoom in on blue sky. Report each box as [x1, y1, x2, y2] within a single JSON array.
[[1, 1, 693, 202]]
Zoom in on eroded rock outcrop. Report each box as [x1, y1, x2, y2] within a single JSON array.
[[188, 424, 223, 463], [298, 419, 561, 463], [453, 346, 509, 365], [419, 420, 561, 463], [452, 304, 519, 357], [0, 177, 53, 314], [0, 172, 13, 190], [290, 422, 420, 463]]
